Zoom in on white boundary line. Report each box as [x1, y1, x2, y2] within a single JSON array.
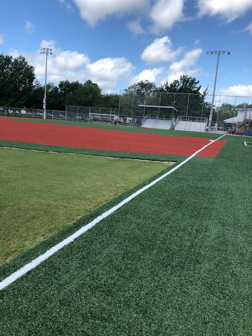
[[0, 135, 225, 290]]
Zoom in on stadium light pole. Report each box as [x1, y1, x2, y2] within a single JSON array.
[[206, 50, 230, 129], [40, 48, 53, 120]]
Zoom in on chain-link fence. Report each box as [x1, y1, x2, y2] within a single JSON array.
[[0, 107, 66, 120], [117, 92, 252, 132], [118, 92, 252, 118], [119, 92, 205, 118], [1, 92, 252, 133], [65, 106, 119, 122]]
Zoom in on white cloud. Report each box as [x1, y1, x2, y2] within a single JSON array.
[[72, 0, 146, 27], [131, 68, 164, 84], [24, 20, 35, 34], [197, 0, 252, 22], [244, 22, 252, 34], [0, 34, 4, 44], [149, 0, 184, 33], [40, 40, 56, 49], [9, 43, 87, 84], [141, 36, 183, 65], [8, 49, 21, 59], [169, 48, 202, 72], [167, 48, 202, 82], [55, 51, 90, 70], [8, 41, 135, 92], [71, 0, 186, 34], [7, 38, 205, 94], [86, 57, 134, 92], [58, 0, 73, 11], [37, 41, 88, 82], [127, 20, 145, 35], [219, 85, 252, 97], [135, 45, 203, 88], [61, 0, 252, 39]]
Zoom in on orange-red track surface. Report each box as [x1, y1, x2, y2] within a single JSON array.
[[0, 117, 226, 157]]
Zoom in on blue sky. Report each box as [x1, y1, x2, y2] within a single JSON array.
[[1, 0, 252, 102]]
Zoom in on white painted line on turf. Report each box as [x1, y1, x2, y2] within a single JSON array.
[[0, 134, 226, 290]]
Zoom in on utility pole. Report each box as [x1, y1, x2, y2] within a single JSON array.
[[206, 50, 230, 129], [40, 48, 53, 120]]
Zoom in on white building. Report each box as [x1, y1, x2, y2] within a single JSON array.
[[224, 105, 252, 124]]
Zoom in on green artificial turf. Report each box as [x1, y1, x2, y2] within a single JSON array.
[[0, 147, 169, 265], [0, 134, 252, 335]]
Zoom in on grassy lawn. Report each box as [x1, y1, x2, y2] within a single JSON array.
[[0, 147, 169, 265]]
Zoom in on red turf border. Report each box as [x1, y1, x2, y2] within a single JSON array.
[[0, 117, 226, 157]]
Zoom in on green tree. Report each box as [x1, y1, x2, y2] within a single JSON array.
[[100, 94, 119, 108], [81, 80, 102, 106], [57, 79, 102, 108], [0, 54, 36, 107], [122, 81, 158, 116], [27, 79, 43, 108], [125, 80, 157, 98], [161, 75, 202, 94], [58, 80, 80, 108], [159, 76, 208, 116], [214, 103, 236, 122], [46, 84, 61, 110]]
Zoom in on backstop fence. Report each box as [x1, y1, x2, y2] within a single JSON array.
[[1, 92, 252, 131], [118, 92, 252, 118]]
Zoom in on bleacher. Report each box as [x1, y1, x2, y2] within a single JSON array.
[[142, 119, 172, 130], [175, 120, 207, 132], [174, 117, 207, 132], [141, 117, 208, 132]]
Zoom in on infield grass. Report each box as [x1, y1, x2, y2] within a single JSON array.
[[0, 147, 169, 265]]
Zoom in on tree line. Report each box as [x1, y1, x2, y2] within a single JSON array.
[[0, 54, 119, 110], [0, 54, 240, 121]]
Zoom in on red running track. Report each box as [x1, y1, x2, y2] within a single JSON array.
[[0, 117, 226, 157]]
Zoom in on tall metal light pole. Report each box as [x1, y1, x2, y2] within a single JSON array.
[[206, 50, 230, 129], [40, 48, 53, 120]]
